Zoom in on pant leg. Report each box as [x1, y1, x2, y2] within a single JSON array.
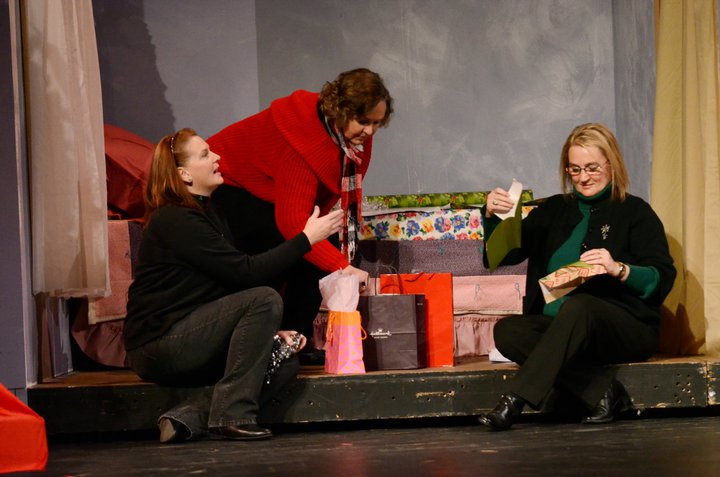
[[207, 288, 284, 427], [213, 184, 331, 339], [493, 314, 553, 365], [496, 294, 658, 409], [126, 287, 283, 433]]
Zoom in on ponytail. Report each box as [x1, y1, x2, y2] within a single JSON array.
[[144, 128, 202, 224]]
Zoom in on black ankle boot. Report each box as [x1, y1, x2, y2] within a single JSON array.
[[478, 393, 525, 431], [582, 380, 632, 424]]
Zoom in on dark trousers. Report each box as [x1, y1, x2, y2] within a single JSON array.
[[493, 294, 659, 409], [127, 287, 298, 438], [213, 184, 331, 340]]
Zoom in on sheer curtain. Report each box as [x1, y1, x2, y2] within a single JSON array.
[[23, 0, 108, 297], [652, 0, 720, 356]]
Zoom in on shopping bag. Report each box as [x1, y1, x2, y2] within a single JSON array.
[[379, 272, 454, 367], [359, 294, 426, 370], [324, 310, 366, 374], [0, 384, 48, 473], [319, 270, 365, 374]]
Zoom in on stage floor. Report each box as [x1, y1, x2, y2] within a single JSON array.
[[28, 355, 720, 435]]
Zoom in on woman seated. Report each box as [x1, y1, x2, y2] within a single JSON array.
[[479, 123, 676, 431], [123, 128, 343, 443]]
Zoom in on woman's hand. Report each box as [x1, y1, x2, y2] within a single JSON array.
[[486, 187, 514, 218], [580, 248, 624, 277], [341, 265, 370, 291], [277, 330, 307, 351], [302, 206, 344, 245]]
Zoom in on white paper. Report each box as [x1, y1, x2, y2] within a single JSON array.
[[495, 179, 523, 220], [318, 270, 361, 311]]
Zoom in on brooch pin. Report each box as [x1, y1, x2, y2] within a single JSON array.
[[601, 224, 610, 240]]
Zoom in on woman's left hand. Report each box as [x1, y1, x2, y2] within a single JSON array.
[[580, 248, 623, 277], [277, 330, 307, 351]]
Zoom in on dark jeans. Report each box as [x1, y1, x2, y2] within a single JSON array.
[[126, 287, 299, 438], [213, 184, 332, 339], [494, 294, 659, 409]]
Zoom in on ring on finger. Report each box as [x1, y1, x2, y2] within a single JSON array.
[[492, 200, 498, 205]]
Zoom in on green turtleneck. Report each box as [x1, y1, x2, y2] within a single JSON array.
[[543, 184, 660, 316]]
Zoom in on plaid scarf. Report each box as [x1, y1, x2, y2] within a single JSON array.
[[320, 108, 364, 261]]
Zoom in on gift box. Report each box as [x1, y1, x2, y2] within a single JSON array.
[[360, 208, 485, 241], [359, 190, 534, 242], [452, 275, 525, 315], [539, 261, 606, 303], [356, 240, 528, 278], [363, 190, 535, 212]]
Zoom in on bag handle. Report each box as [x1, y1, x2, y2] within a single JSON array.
[[379, 269, 436, 294], [325, 311, 368, 343]]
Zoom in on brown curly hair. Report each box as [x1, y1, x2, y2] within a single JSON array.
[[319, 68, 393, 130]]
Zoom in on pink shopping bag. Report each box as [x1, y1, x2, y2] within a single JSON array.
[[324, 310, 366, 374], [319, 270, 366, 374]]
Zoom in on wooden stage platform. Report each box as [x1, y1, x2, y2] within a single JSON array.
[[28, 355, 720, 436]]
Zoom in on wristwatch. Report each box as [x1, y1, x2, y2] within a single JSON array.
[[616, 262, 626, 279]]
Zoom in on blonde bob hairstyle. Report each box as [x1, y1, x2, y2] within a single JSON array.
[[560, 123, 629, 202], [319, 68, 394, 131], [144, 127, 203, 224]]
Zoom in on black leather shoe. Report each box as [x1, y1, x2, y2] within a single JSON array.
[[478, 393, 525, 431], [209, 424, 273, 440], [582, 380, 632, 424], [158, 417, 191, 444]]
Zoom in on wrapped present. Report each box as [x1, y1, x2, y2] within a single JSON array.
[[360, 206, 537, 241], [360, 208, 484, 241], [356, 240, 528, 278], [452, 275, 525, 315], [363, 190, 535, 212], [539, 261, 606, 303]]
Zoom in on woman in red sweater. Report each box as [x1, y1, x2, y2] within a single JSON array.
[[208, 68, 393, 350]]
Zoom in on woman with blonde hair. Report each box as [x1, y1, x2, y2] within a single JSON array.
[[478, 123, 676, 431], [124, 128, 343, 442]]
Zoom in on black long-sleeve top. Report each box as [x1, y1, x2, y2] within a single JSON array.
[[123, 197, 311, 351], [485, 193, 676, 326]]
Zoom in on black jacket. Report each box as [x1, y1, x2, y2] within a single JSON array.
[[124, 199, 311, 351], [488, 193, 676, 325]]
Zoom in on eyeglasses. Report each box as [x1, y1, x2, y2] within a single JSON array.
[[565, 161, 608, 176]]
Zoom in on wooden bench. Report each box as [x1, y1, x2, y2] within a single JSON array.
[[27, 355, 720, 435]]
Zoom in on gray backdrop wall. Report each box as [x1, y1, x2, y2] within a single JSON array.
[[93, 0, 654, 200]]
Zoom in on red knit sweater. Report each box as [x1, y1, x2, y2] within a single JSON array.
[[207, 90, 373, 272]]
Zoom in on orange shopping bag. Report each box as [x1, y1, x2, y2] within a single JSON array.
[[379, 272, 454, 367]]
